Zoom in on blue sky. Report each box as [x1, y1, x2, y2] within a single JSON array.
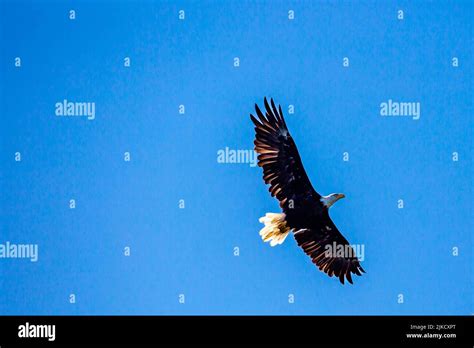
[[0, 0, 472, 315]]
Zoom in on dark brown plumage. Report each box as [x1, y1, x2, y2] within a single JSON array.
[[251, 97, 365, 284]]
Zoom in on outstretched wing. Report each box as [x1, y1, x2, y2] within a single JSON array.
[[293, 212, 365, 284], [251, 97, 365, 284], [250, 97, 321, 229]]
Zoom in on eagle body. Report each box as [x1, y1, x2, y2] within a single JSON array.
[[251, 98, 365, 284]]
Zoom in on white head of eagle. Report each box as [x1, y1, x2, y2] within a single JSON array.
[[251, 97, 365, 285], [321, 193, 345, 209]]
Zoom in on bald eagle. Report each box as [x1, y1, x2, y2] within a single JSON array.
[[250, 98, 365, 284]]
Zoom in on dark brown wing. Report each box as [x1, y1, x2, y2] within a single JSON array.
[[250, 97, 322, 230], [293, 211, 365, 284], [251, 97, 364, 284]]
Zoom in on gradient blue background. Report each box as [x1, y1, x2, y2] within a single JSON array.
[[0, 0, 472, 315]]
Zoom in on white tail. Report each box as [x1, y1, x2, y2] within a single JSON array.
[[258, 213, 291, 247]]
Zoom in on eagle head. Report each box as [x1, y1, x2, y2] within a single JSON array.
[[321, 193, 345, 209]]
